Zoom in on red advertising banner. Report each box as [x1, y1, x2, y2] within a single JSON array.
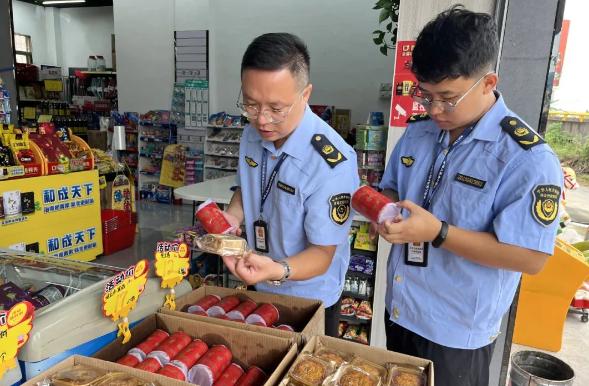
[[390, 41, 426, 128], [553, 19, 570, 87]]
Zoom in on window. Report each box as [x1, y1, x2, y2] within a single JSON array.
[[14, 34, 33, 64]]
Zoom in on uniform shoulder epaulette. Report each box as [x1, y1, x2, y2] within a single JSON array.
[[406, 113, 431, 123], [311, 134, 347, 168], [500, 116, 545, 150]]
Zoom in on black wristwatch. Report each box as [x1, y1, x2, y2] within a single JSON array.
[[432, 221, 449, 248]]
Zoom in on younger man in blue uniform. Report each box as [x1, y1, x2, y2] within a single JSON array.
[[376, 6, 562, 386], [221, 33, 359, 336]]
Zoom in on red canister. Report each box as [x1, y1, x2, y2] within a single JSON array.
[[235, 366, 267, 386], [158, 362, 187, 380], [128, 329, 170, 360], [187, 294, 222, 314], [273, 324, 294, 332], [245, 303, 279, 327], [196, 199, 233, 234], [188, 345, 233, 386], [214, 363, 245, 386], [116, 353, 141, 367], [351, 185, 401, 224], [226, 299, 258, 321], [174, 339, 209, 369], [135, 357, 163, 373], [148, 331, 192, 365], [207, 295, 241, 317]]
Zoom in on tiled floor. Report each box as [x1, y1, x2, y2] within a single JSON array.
[[95, 201, 589, 385]]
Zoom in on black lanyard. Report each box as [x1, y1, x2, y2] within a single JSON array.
[[422, 127, 474, 210], [260, 149, 288, 217]]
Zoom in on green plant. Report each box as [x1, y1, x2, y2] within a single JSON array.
[[372, 0, 400, 55]]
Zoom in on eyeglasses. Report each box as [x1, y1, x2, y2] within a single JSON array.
[[411, 72, 493, 113], [235, 89, 303, 124]]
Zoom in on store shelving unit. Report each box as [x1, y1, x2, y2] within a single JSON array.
[[0, 84, 10, 125], [138, 120, 176, 200], [204, 125, 243, 180]]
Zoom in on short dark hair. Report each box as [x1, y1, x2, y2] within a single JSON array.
[[241, 33, 310, 89], [411, 4, 498, 83]]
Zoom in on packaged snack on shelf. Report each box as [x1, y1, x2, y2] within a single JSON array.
[[338, 322, 349, 338], [356, 301, 373, 320], [333, 364, 380, 386], [356, 327, 369, 346], [349, 255, 375, 275], [188, 345, 233, 386], [187, 294, 221, 315], [207, 295, 241, 317], [226, 299, 258, 321], [288, 354, 335, 386], [340, 298, 359, 317], [343, 325, 360, 341], [214, 362, 245, 386], [245, 303, 280, 327]]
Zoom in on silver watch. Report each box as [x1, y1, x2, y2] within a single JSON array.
[[267, 260, 291, 286]]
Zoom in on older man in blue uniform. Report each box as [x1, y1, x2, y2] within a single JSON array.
[[221, 33, 359, 336], [376, 6, 563, 386]]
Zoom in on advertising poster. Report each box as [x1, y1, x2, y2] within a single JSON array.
[[389, 41, 426, 128]]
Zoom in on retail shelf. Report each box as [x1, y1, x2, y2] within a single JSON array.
[[207, 138, 241, 144], [139, 154, 163, 160], [121, 148, 138, 152], [204, 164, 237, 171], [140, 121, 176, 128], [80, 71, 117, 75], [339, 315, 371, 325], [139, 137, 170, 143], [351, 248, 377, 257], [342, 291, 372, 301], [205, 153, 239, 158], [347, 270, 374, 280], [139, 170, 161, 176], [207, 125, 245, 130], [19, 98, 67, 103]]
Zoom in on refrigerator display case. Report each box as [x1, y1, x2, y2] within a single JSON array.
[[0, 249, 192, 385]]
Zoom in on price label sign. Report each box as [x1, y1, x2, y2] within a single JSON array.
[[155, 241, 190, 289], [0, 301, 34, 380], [43, 79, 63, 92], [102, 259, 149, 343]]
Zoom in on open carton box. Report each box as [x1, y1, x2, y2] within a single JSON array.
[[161, 286, 324, 347], [22, 313, 297, 386], [293, 336, 434, 386]]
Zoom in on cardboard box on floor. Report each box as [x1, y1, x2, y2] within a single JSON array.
[[297, 336, 435, 386], [23, 313, 297, 386], [160, 286, 324, 347]]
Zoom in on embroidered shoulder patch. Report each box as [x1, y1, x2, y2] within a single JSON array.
[[407, 113, 431, 123], [500, 116, 545, 150], [245, 156, 258, 168], [401, 156, 415, 167], [277, 181, 295, 195], [455, 173, 486, 189], [531, 184, 561, 226], [329, 193, 351, 225], [311, 134, 347, 168]]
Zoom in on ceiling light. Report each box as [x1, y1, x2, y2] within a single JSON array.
[[42, 0, 86, 5]]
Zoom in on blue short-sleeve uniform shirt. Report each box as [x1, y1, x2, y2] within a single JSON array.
[[237, 105, 359, 306], [379, 93, 563, 349]]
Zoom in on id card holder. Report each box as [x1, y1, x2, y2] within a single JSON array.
[[404, 242, 428, 267], [253, 218, 269, 253]]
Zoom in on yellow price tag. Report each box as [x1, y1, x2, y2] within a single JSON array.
[[102, 260, 149, 322], [23, 107, 36, 120], [0, 301, 34, 381], [155, 242, 190, 290], [44, 79, 63, 92]]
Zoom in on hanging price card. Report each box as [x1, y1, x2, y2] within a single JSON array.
[[155, 241, 190, 310], [0, 301, 34, 380], [102, 259, 149, 343]]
